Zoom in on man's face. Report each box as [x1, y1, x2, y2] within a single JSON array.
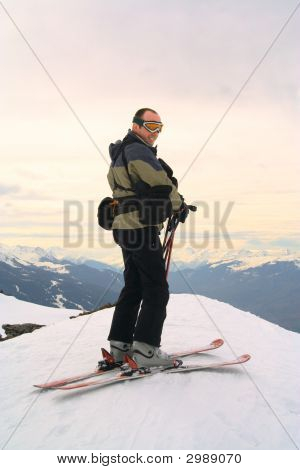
[[132, 110, 162, 146]]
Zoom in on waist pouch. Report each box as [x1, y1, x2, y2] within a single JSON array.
[[97, 197, 118, 230], [97, 196, 140, 230]]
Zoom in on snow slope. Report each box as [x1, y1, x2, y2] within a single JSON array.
[[0, 294, 299, 450], [0, 294, 80, 337]]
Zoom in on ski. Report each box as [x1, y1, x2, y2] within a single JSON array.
[[167, 353, 251, 374], [53, 354, 251, 391], [34, 369, 105, 389], [170, 338, 223, 358], [33, 338, 224, 389], [33, 348, 118, 389]]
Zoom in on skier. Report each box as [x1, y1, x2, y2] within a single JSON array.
[[106, 108, 189, 367]]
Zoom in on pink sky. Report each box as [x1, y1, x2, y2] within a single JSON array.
[[0, 0, 299, 255]]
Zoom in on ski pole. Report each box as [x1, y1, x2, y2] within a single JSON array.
[[163, 205, 197, 278]]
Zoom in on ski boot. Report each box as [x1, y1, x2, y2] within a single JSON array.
[[132, 341, 175, 368]]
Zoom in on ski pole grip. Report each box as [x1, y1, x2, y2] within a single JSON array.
[[188, 205, 197, 212]]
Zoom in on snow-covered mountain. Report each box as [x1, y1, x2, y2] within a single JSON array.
[[0, 294, 299, 450], [2, 243, 299, 272], [1, 244, 299, 333], [169, 259, 300, 333], [0, 244, 122, 311], [171, 247, 300, 270]]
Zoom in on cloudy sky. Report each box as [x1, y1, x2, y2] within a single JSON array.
[[1, 0, 299, 260]]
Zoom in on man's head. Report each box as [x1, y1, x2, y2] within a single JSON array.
[[132, 108, 163, 146]]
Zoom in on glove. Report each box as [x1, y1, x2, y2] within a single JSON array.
[[178, 202, 189, 223]]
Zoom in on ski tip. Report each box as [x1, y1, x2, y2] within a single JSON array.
[[33, 384, 54, 389], [239, 354, 251, 363], [211, 338, 224, 347], [124, 354, 138, 370], [33, 382, 56, 389]]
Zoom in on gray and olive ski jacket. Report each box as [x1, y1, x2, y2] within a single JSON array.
[[107, 130, 182, 230]]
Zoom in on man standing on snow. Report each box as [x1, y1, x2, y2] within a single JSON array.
[[106, 108, 188, 367]]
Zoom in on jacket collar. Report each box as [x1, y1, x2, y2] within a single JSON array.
[[125, 130, 157, 155]]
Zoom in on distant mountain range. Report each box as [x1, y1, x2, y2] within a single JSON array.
[[168, 260, 300, 333], [0, 244, 299, 333], [0, 245, 122, 312]]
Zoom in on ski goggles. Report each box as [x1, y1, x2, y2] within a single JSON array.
[[132, 116, 163, 133]]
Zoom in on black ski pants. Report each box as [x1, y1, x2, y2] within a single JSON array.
[[107, 227, 169, 347]]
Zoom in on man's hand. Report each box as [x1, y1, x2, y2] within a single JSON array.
[[179, 202, 189, 223]]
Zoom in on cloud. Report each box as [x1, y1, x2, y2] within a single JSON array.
[[245, 237, 300, 250], [270, 238, 300, 249], [0, 184, 20, 196], [0, 185, 54, 200]]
